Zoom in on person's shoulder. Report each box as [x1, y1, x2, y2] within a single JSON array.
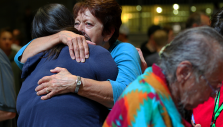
[[113, 42, 137, 54], [89, 44, 110, 54], [0, 49, 10, 65]]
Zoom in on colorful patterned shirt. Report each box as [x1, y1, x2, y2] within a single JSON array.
[[103, 64, 191, 127]]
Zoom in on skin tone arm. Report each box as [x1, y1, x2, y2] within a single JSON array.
[[136, 48, 147, 73], [20, 31, 95, 64], [0, 110, 16, 122], [35, 67, 114, 108]]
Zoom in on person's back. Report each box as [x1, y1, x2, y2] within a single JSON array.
[[0, 49, 17, 127], [17, 44, 118, 127]]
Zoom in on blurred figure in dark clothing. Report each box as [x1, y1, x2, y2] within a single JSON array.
[[0, 48, 16, 127], [12, 29, 22, 52], [140, 25, 161, 58], [0, 28, 22, 96], [145, 29, 168, 67]]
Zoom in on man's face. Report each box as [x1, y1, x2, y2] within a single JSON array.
[[0, 31, 13, 52]]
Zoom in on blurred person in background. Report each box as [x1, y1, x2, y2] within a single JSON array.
[[12, 29, 22, 51], [103, 26, 223, 127], [0, 28, 22, 96], [185, 12, 210, 29], [0, 49, 16, 127], [118, 24, 129, 42], [145, 29, 168, 67], [163, 26, 175, 43], [192, 7, 223, 127], [140, 25, 162, 58]]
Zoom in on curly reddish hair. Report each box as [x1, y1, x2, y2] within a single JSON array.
[[73, 0, 122, 45]]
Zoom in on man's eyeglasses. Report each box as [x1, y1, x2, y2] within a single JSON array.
[[203, 75, 220, 97]]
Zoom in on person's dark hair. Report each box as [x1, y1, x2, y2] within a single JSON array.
[[0, 27, 13, 37], [211, 7, 223, 36], [32, 3, 82, 60], [159, 27, 223, 85], [147, 25, 162, 38], [73, 0, 122, 46]]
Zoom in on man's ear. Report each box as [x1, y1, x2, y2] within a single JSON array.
[[103, 28, 115, 42], [176, 61, 192, 82]]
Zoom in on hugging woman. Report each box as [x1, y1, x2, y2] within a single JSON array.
[[16, 3, 118, 127]]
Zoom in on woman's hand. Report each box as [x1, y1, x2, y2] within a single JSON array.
[[191, 120, 201, 127], [35, 67, 77, 100], [136, 48, 147, 73], [59, 31, 96, 62]]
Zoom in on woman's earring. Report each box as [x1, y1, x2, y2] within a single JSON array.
[[104, 37, 109, 42]]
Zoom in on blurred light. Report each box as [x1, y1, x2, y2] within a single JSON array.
[[156, 7, 162, 13], [121, 13, 133, 23], [173, 4, 179, 10], [191, 6, 196, 12], [136, 5, 142, 11], [154, 16, 163, 25], [206, 8, 212, 14], [173, 10, 178, 15], [173, 24, 181, 33]]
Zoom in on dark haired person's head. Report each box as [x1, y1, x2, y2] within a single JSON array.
[[185, 12, 210, 29], [147, 25, 162, 38], [32, 3, 81, 59], [73, 0, 122, 46], [211, 7, 223, 36], [32, 3, 80, 39]]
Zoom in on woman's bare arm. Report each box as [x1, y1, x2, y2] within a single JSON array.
[[21, 33, 60, 63], [0, 110, 16, 122], [35, 67, 114, 108], [20, 31, 94, 63]]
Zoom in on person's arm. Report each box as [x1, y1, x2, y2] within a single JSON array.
[[14, 31, 95, 69], [0, 110, 16, 122], [35, 68, 114, 108], [35, 43, 142, 107], [136, 48, 147, 73], [20, 33, 60, 64], [109, 43, 142, 103]]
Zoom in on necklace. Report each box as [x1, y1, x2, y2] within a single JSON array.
[[210, 91, 223, 127]]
